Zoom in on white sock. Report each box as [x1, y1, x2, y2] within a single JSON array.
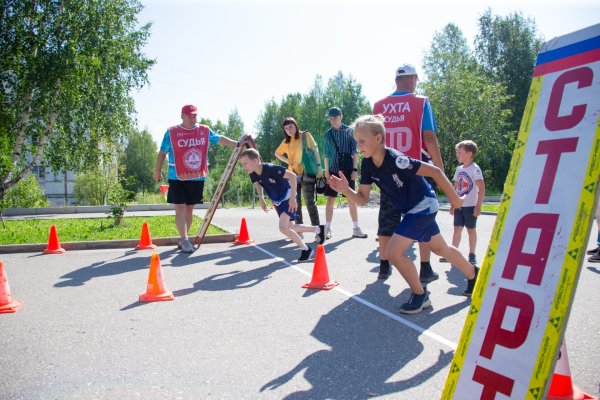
[[302, 245, 309, 251], [315, 226, 321, 234], [326, 222, 332, 230], [353, 221, 359, 229]]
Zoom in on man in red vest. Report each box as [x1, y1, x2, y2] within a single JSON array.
[[373, 64, 444, 282], [153, 104, 240, 253]]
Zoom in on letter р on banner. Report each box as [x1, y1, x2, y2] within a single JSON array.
[[442, 24, 600, 400]]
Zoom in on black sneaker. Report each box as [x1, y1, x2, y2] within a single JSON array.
[[399, 291, 431, 314], [297, 246, 314, 262], [468, 253, 477, 265], [378, 263, 392, 280], [317, 225, 325, 245], [589, 251, 600, 263], [419, 266, 439, 284], [464, 266, 480, 296], [587, 246, 599, 255]]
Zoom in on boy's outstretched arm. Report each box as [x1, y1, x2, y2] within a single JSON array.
[[417, 163, 463, 210], [328, 171, 371, 206], [254, 182, 268, 212], [284, 170, 298, 212]]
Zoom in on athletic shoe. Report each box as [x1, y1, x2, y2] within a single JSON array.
[[297, 246, 314, 262], [326, 227, 332, 239], [317, 225, 325, 245], [181, 239, 195, 253], [378, 263, 392, 280], [439, 257, 449, 263], [399, 291, 431, 314], [464, 266, 480, 296], [468, 253, 477, 265], [352, 227, 368, 238], [419, 268, 439, 284], [588, 251, 600, 263], [587, 246, 599, 255]]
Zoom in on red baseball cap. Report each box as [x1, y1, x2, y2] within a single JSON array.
[[181, 104, 198, 115]]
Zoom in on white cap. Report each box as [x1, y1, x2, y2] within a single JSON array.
[[396, 64, 418, 78]]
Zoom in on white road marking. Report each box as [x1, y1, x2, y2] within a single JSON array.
[[251, 243, 457, 350]]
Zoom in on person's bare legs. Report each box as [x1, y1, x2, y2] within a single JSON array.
[[174, 203, 193, 239], [387, 234, 425, 294]]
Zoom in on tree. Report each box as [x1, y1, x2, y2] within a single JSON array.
[[121, 129, 157, 195], [0, 0, 154, 201], [421, 23, 513, 190], [475, 9, 543, 134]]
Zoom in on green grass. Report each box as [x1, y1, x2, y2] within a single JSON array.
[[0, 216, 228, 245], [481, 204, 499, 213]]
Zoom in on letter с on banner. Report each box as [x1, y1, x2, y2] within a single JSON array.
[[442, 23, 600, 400]]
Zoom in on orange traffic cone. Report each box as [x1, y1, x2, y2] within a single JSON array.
[[234, 217, 254, 245], [548, 340, 596, 399], [0, 261, 22, 313], [139, 253, 174, 302], [135, 222, 157, 250], [302, 245, 339, 290], [43, 224, 65, 254]]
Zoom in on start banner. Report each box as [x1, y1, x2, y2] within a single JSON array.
[[443, 24, 600, 399]]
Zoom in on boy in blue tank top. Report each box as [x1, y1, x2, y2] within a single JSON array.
[[239, 148, 325, 262], [328, 115, 479, 314]]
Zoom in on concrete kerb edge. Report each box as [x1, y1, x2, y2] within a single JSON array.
[[0, 233, 237, 254]]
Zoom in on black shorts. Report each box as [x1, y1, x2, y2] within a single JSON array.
[[167, 179, 205, 205], [454, 206, 477, 229], [378, 194, 402, 237], [325, 170, 355, 198]]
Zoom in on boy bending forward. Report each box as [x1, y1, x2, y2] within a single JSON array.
[[239, 148, 325, 262], [329, 115, 478, 314]]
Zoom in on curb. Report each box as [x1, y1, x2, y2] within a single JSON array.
[[0, 233, 237, 254], [2, 203, 210, 217]]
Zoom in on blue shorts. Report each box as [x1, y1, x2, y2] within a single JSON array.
[[454, 206, 477, 229], [395, 212, 440, 242], [274, 198, 299, 221]]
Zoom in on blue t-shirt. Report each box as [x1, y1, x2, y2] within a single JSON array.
[[159, 125, 222, 181], [360, 148, 438, 215], [249, 163, 291, 205]]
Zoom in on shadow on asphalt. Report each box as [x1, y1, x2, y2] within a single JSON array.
[[259, 279, 470, 399], [54, 250, 148, 287], [587, 265, 600, 274]]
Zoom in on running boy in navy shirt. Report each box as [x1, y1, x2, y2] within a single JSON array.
[[239, 148, 325, 262], [329, 115, 478, 313]]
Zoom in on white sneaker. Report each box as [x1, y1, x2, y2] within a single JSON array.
[[352, 227, 368, 238], [181, 238, 195, 253]]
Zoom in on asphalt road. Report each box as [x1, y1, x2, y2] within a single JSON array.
[[1, 206, 598, 399]]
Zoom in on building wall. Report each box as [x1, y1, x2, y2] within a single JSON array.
[[33, 166, 77, 206]]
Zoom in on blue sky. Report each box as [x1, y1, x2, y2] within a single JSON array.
[[132, 0, 600, 146]]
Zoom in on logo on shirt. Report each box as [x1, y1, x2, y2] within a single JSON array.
[[268, 178, 276, 184], [183, 148, 202, 171], [395, 155, 411, 170], [392, 173, 404, 188]]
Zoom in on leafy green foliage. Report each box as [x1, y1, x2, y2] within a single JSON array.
[[106, 183, 131, 225], [255, 71, 371, 164], [0, 174, 48, 209], [0, 0, 154, 200], [121, 129, 157, 195], [73, 165, 119, 206], [475, 9, 543, 134], [421, 22, 515, 191]]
